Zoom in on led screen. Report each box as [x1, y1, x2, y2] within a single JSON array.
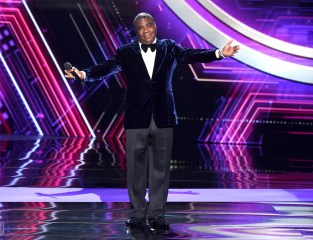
[[0, 0, 312, 145]]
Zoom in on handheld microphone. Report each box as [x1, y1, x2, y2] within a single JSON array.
[[64, 62, 85, 86], [64, 62, 82, 81]]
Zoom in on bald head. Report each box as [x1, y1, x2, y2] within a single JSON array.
[[133, 12, 155, 28]]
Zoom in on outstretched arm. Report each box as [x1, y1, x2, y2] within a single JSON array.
[[64, 58, 122, 83], [173, 38, 240, 64], [64, 47, 122, 83]]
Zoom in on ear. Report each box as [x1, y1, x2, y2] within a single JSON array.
[[134, 27, 139, 36]]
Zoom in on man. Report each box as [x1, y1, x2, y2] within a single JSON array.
[[65, 12, 240, 229]]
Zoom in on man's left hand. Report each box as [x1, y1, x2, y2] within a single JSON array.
[[222, 39, 240, 57]]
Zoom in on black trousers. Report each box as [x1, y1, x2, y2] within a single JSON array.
[[126, 116, 173, 219]]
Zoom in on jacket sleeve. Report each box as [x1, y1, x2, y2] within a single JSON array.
[[83, 48, 122, 82], [171, 40, 220, 64]]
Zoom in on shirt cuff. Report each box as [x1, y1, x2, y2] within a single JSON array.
[[81, 71, 86, 80], [216, 49, 227, 59], [215, 49, 220, 58]]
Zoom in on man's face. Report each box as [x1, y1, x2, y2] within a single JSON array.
[[134, 17, 157, 44]]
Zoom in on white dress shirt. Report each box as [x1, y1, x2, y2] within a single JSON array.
[[139, 40, 157, 79]]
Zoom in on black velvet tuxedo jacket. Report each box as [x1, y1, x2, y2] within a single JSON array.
[[84, 39, 220, 129]]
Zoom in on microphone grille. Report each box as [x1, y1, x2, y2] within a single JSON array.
[[64, 62, 73, 70]]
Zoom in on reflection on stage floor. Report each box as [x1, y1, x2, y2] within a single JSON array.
[[1, 135, 312, 189], [1, 135, 313, 239], [1, 202, 313, 239]]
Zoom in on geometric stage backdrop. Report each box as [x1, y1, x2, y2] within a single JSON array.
[[1, 0, 312, 145]]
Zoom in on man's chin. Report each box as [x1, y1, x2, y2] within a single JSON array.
[[141, 38, 155, 44]]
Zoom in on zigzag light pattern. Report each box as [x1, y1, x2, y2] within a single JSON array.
[[0, 0, 94, 137]]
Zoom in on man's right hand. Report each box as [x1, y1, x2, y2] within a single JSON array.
[[64, 67, 86, 80]]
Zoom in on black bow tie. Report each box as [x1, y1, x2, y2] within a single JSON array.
[[141, 43, 156, 53]]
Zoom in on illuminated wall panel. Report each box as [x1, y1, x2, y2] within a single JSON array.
[[0, 0, 312, 145], [0, 0, 93, 137]]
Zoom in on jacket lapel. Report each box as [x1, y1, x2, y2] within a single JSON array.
[[129, 40, 166, 79], [152, 39, 166, 79], [130, 42, 151, 79]]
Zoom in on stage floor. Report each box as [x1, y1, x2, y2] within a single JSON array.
[[2, 201, 313, 239], [1, 135, 313, 239]]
